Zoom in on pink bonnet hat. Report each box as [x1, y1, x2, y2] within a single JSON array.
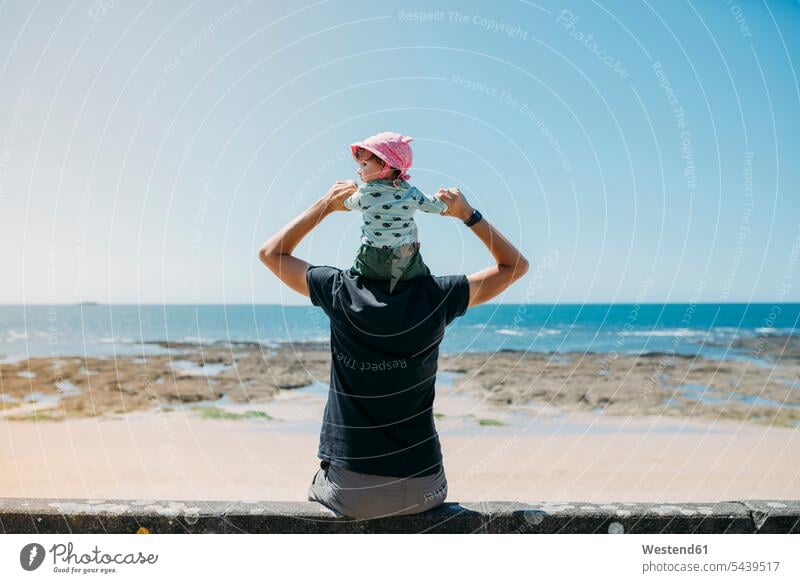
[[350, 131, 414, 182]]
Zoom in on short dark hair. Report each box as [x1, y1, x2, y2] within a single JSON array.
[[354, 147, 401, 179]]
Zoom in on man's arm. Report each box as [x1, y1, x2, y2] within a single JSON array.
[[436, 188, 529, 308], [258, 180, 356, 297]]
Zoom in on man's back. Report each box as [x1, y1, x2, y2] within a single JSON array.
[[259, 183, 528, 517], [306, 266, 470, 478]]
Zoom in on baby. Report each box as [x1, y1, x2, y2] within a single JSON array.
[[343, 131, 448, 287]]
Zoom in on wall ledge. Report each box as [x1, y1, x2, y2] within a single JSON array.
[[1, 498, 798, 534]]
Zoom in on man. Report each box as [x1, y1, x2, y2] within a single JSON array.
[[258, 181, 529, 519]]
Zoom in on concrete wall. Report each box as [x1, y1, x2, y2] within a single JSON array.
[[1, 498, 798, 534]]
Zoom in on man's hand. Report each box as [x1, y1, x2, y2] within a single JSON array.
[[437, 188, 475, 222], [320, 180, 358, 212]]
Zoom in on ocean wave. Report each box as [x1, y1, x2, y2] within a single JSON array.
[[97, 337, 136, 344], [179, 335, 258, 345], [494, 328, 562, 337], [619, 328, 705, 337], [753, 327, 798, 335], [495, 329, 525, 336]]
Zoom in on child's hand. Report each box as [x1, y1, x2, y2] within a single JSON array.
[[437, 188, 475, 222], [322, 180, 358, 212]]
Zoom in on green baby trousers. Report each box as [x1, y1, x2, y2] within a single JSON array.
[[350, 242, 431, 281]]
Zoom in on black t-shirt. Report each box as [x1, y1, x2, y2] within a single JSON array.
[[305, 265, 471, 478]]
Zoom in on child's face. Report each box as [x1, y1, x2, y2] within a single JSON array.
[[356, 150, 391, 182]]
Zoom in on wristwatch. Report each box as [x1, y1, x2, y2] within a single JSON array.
[[463, 209, 483, 227]]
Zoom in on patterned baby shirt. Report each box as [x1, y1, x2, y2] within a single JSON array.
[[343, 179, 448, 249]]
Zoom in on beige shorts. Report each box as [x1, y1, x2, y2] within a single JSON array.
[[307, 460, 448, 520]]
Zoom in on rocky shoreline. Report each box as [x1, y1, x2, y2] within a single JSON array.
[[1, 335, 799, 427]]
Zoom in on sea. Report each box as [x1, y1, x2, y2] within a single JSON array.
[[0, 303, 798, 365]]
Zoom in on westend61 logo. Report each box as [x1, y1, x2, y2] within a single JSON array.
[[19, 542, 158, 575]]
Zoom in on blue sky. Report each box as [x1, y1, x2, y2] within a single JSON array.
[[0, 0, 798, 304]]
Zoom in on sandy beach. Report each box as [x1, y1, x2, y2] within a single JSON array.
[[1, 409, 797, 502], [1, 336, 799, 501]]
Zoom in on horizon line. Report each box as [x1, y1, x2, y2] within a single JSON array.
[[1, 301, 799, 307]]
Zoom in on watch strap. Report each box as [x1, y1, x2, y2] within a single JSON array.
[[463, 209, 482, 227]]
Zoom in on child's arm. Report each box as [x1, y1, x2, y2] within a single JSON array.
[[413, 188, 449, 214], [342, 190, 363, 211]]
